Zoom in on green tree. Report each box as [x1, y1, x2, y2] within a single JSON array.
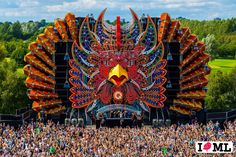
[[4, 41, 17, 56], [227, 18, 236, 33], [39, 19, 46, 27], [0, 59, 29, 114], [0, 22, 11, 33], [11, 21, 23, 39], [218, 43, 236, 58], [0, 43, 6, 61], [11, 47, 28, 66], [202, 34, 217, 58], [0, 22, 13, 40], [206, 68, 236, 110]]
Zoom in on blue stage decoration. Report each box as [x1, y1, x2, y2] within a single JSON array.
[[167, 52, 173, 61], [64, 68, 70, 88], [166, 80, 172, 88], [204, 65, 210, 72], [64, 52, 70, 60], [64, 80, 70, 89], [167, 44, 173, 61]]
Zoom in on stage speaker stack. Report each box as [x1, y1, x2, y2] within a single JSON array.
[[71, 118, 78, 126], [166, 119, 171, 126], [152, 119, 166, 127], [152, 119, 158, 127], [159, 119, 164, 126], [65, 118, 70, 125], [39, 111, 45, 123], [78, 118, 84, 127]]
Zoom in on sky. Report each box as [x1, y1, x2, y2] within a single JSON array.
[[0, 0, 235, 22]]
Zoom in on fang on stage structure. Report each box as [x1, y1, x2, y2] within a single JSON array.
[[23, 9, 211, 125]]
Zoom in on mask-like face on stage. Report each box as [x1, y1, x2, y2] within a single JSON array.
[[69, 9, 167, 109]]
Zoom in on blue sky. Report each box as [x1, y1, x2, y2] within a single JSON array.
[[0, 0, 235, 22]]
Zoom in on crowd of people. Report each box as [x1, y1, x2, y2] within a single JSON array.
[[0, 120, 235, 156]]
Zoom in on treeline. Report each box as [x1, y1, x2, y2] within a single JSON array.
[[180, 18, 236, 59], [0, 19, 50, 41], [0, 20, 52, 65]]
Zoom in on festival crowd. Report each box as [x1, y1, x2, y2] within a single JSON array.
[[0, 120, 235, 156]]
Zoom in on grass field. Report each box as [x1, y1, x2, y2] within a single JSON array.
[[208, 59, 236, 73]]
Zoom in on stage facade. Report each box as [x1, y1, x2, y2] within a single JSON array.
[[23, 9, 210, 124]]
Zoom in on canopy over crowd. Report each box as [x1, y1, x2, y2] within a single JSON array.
[[0, 120, 235, 156]]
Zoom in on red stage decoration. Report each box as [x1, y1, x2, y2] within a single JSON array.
[[24, 9, 210, 116], [116, 16, 121, 50]]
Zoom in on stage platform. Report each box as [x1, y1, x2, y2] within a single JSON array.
[[104, 118, 133, 127]]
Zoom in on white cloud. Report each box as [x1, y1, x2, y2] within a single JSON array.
[[46, 0, 97, 12], [0, 0, 235, 21], [18, 0, 39, 7]]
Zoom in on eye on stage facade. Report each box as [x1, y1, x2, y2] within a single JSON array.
[[23, 9, 211, 124]]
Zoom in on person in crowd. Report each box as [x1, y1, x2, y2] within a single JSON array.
[[0, 120, 235, 156]]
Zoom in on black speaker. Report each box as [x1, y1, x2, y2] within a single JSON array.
[[152, 119, 165, 127], [159, 119, 164, 126], [65, 118, 70, 125], [78, 118, 84, 127], [71, 118, 78, 125], [152, 119, 158, 127], [166, 119, 171, 126]]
